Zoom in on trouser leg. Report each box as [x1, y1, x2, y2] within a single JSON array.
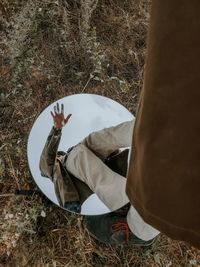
[[66, 120, 134, 210], [127, 206, 160, 241], [80, 120, 134, 159], [66, 144, 129, 211], [66, 143, 160, 239]]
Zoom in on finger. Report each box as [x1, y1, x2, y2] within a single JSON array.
[[64, 114, 72, 124], [57, 102, 59, 113], [54, 105, 57, 114], [61, 103, 64, 114], [50, 111, 55, 118]]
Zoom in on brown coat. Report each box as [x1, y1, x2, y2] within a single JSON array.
[[126, 0, 200, 248]]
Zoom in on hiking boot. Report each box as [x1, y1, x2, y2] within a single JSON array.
[[83, 212, 156, 246]]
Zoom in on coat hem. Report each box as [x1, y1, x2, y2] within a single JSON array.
[[126, 188, 200, 249]]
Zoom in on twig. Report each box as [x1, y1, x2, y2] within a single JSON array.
[[82, 75, 92, 93], [8, 155, 20, 190], [178, 242, 183, 257], [0, 193, 15, 197], [0, 144, 6, 151]]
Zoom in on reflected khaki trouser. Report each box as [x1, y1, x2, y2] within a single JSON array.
[[66, 120, 160, 241]]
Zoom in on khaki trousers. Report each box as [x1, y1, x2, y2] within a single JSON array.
[[66, 120, 160, 241]]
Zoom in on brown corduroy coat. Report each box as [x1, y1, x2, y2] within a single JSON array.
[[126, 0, 200, 248]]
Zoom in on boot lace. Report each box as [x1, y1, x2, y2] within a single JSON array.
[[110, 222, 129, 244]]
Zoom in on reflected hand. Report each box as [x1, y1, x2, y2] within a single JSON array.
[[51, 103, 72, 130]]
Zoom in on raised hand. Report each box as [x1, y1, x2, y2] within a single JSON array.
[[50, 103, 72, 130]]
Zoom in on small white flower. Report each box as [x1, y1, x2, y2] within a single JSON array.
[[2, 234, 7, 241], [15, 233, 20, 238], [41, 211, 46, 217], [7, 251, 10, 256], [12, 240, 17, 247], [166, 261, 172, 267], [38, 8, 42, 12], [189, 259, 196, 265], [128, 49, 134, 56]]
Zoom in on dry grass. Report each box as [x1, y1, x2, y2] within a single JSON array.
[[0, 0, 200, 266]]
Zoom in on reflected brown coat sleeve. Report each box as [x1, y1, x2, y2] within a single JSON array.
[[39, 127, 80, 206], [39, 127, 61, 180]]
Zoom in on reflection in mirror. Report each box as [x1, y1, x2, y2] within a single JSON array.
[[27, 94, 134, 215]]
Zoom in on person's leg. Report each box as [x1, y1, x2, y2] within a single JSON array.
[[127, 206, 160, 241], [66, 143, 160, 240], [66, 120, 134, 210], [66, 143, 129, 211], [80, 119, 134, 160]]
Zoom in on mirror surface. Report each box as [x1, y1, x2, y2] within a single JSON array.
[[27, 94, 134, 215]]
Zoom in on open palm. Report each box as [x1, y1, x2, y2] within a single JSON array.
[[51, 103, 72, 130]]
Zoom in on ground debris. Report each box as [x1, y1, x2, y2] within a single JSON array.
[[0, 0, 200, 266]]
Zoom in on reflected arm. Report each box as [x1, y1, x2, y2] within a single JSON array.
[[40, 103, 71, 179], [39, 127, 62, 180]]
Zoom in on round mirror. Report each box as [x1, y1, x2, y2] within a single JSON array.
[[27, 94, 134, 215]]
